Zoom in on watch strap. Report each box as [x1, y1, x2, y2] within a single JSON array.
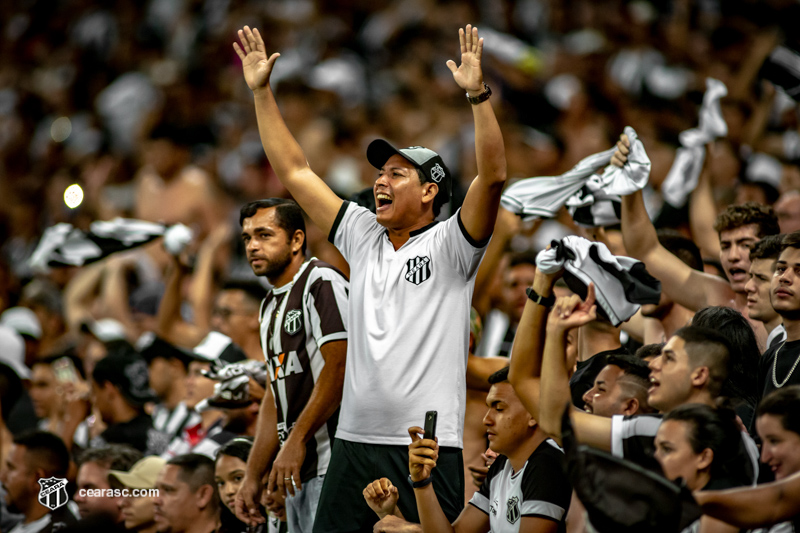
[[526, 287, 555, 307], [408, 474, 433, 489], [466, 83, 492, 105]]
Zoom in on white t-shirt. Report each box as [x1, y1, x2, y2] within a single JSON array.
[[330, 202, 488, 447]]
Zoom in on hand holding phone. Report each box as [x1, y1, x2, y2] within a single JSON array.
[[423, 410, 437, 443]]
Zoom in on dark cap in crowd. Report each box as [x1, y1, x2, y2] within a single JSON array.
[[138, 333, 193, 368], [92, 352, 157, 407], [367, 139, 452, 199], [190, 332, 247, 364]]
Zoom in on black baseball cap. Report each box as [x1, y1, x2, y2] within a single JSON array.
[[92, 352, 158, 407], [366, 139, 452, 199]]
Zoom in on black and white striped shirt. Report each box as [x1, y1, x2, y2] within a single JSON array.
[[259, 258, 348, 483]]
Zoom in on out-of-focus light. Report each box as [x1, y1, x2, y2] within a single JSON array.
[[64, 184, 83, 209], [51, 116, 72, 143]]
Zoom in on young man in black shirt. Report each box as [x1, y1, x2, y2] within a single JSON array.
[[760, 231, 800, 400]]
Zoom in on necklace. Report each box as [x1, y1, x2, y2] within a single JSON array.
[[772, 342, 800, 388]]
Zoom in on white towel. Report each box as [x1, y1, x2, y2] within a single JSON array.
[[662, 78, 728, 208], [501, 126, 650, 227]]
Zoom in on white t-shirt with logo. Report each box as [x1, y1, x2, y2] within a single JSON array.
[[330, 202, 488, 447]]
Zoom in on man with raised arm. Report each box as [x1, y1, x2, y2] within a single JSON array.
[[234, 24, 506, 532], [615, 136, 779, 347]]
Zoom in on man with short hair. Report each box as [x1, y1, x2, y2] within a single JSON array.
[[367, 367, 571, 532], [154, 454, 218, 533], [581, 353, 652, 417], [236, 198, 348, 533], [0, 430, 78, 533], [760, 230, 800, 400], [73, 444, 142, 523], [745, 234, 786, 350], [140, 336, 200, 445], [211, 281, 265, 361], [235, 23, 506, 531], [91, 351, 167, 454], [109, 455, 167, 533]]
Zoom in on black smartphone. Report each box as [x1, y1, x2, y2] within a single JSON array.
[[424, 411, 437, 443]]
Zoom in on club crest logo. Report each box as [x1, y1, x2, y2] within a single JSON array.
[[284, 309, 302, 335], [38, 477, 68, 511], [405, 256, 432, 285], [506, 495, 521, 524], [430, 163, 445, 183]]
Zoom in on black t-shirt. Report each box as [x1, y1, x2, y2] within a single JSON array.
[[569, 347, 628, 408], [759, 339, 800, 402], [92, 413, 166, 454]]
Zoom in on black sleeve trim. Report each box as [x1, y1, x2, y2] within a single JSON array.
[[467, 502, 489, 515], [522, 514, 560, 522], [457, 210, 492, 248], [328, 201, 351, 244]]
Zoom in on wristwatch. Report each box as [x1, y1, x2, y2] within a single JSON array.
[[467, 83, 492, 105], [408, 474, 433, 489], [526, 287, 555, 307]]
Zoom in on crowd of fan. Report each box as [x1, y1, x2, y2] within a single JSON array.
[[1, 0, 800, 532]]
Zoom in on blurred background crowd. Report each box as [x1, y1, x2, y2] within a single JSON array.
[[0, 0, 799, 530]]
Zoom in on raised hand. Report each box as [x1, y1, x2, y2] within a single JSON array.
[[233, 26, 281, 92], [611, 134, 630, 168], [547, 283, 598, 334], [363, 478, 399, 518], [446, 25, 485, 95], [407, 426, 438, 483]]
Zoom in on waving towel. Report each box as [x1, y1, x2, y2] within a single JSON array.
[[502, 126, 650, 227], [536, 235, 661, 326], [662, 78, 728, 208], [29, 219, 192, 272]]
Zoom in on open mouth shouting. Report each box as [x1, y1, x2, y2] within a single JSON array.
[[727, 267, 747, 283], [376, 192, 393, 212]]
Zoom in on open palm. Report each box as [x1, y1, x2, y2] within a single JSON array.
[[447, 25, 484, 93], [233, 26, 280, 91]]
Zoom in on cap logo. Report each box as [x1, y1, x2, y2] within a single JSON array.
[[125, 360, 150, 392], [430, 163, 445, 183]]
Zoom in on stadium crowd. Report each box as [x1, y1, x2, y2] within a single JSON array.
[[1, 0, 800, 532]]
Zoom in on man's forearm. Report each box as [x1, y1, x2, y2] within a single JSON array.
[[621, 190, 660, 261], [472, 99, 507, 189], [538, 330, 572, 439], [509, 273, 555, 381], [248, 390, 280, 481], [697, 476, 800, 528], [252, 87, 311, 184], [414, 485, 456, 533]]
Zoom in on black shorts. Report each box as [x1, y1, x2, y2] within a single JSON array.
[[312, 438, 464, 532]]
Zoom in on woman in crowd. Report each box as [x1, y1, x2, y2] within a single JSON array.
[[654, 403, 746, 533], [215, 437, 285, 533], [694, 387, 800, 531]]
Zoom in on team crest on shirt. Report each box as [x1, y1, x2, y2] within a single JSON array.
[[284, 309, 302, 335], [506, 495, 521, 524], [405, 256, 432, 285], [38, 477, 68, 511]]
